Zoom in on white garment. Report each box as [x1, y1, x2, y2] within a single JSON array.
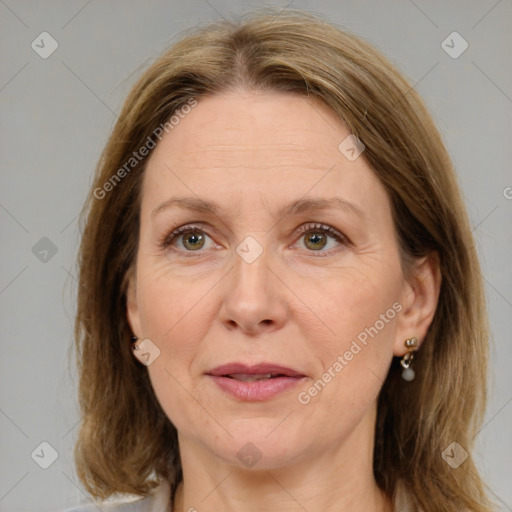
[[61, 479, 413, 511], [60, 481, 172, 512]]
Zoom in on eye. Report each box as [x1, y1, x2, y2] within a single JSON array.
[[160, 222, 347, 254], [295, 223, 346, 253], [160, 225, 216, 252]]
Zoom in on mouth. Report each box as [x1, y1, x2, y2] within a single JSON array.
[[206, 363, 306, 401], [207, 362, 305, 379]]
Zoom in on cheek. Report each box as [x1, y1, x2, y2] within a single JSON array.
[[297, 261, 402, 393], [137, 264, 213, 340], [138, 277, 215, 429], [294, 288, 399, 429], [302, 261, 401, 342], [135, 272, 216, 398]]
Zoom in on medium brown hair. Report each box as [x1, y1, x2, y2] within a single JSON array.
[[74, 9, 493, 511]]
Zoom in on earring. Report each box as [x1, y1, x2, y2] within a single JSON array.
[[400, 337, 418, 381], [131, 335, 138, 349]]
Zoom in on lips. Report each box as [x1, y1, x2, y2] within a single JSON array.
[[206, 363, 306, 401], [207, 362, 305, 379]]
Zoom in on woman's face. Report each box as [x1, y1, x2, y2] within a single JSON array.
[[128, 91, 415, 469]]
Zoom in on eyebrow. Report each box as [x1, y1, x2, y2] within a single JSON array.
[[151, 196, 364, 220]]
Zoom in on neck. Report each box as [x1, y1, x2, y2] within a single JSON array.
[[171, 410, 393, 512], [173, 472, 392, 512]]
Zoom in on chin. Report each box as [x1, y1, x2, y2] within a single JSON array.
[[210, 424, 308, 469]]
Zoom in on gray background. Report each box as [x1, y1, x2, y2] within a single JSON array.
[[1, 1, 511, 510]]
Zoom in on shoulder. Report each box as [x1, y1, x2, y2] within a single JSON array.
[[60, 480, 172, 512], [393, 481, 416, 512]]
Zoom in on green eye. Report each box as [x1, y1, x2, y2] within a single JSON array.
[[303, 232, 327, 250], [180, 231, 206, 250], [296, 224, 346, 253], [161, 225, 214, 252]]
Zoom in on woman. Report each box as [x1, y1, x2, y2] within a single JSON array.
[[68, 9, 494, 512]]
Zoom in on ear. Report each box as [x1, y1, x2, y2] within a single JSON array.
[[125, 266, 142, 339], [393, 252, 442, 356]]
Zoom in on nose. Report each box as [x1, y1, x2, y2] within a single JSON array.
[[218, 246, 288, 335]]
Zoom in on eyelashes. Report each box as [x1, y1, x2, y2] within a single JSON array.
[[294, 223, 347, 252], [159, 222, 349, 256], [160, 224, 217, 252]]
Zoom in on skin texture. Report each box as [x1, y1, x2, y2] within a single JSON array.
[[127, 91, 441, 512]]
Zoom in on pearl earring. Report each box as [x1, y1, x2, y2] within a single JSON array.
[[400, 337, 418, 381]]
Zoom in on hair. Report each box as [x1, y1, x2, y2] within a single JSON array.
[[73, 9, 493, 511]]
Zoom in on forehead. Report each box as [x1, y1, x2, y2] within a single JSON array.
[[141, 91, 389, 222], [148, 91, 348, 172]]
